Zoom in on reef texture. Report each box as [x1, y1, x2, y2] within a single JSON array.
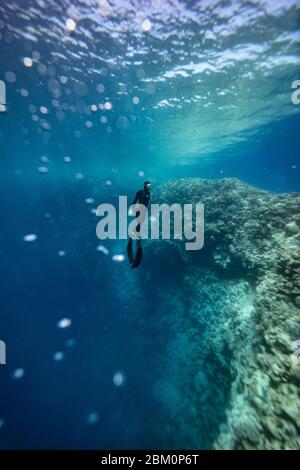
[[113, 178, 300, 449], [147, 178, 300, 450]]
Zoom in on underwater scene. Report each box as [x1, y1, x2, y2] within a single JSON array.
[[0, 0, 300, 451]]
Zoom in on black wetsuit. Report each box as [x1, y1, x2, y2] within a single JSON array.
[[132, 188, 151, 207], [127, 188, 151, 268], [132, 188, 151, 233]]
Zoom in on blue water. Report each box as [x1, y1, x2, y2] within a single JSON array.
[[0, 0, 300, 450]]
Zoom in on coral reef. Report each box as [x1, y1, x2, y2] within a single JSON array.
[[113, 178, 300, 449]]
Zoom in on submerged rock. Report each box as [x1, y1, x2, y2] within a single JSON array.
[[116, 178, 300, 449], [285, 221, 299, 236]]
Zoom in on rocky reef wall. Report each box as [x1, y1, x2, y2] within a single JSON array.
[[114, 178, 300, 449]]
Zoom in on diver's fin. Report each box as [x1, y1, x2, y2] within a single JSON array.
[[131, 245, 143, 269], [127, 238, 134, 264]]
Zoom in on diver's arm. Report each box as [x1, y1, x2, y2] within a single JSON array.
[[129, 191, 140, 216], [132, 191, 140, 205]]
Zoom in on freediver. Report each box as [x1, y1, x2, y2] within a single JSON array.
[[127, 181, 151, 269]]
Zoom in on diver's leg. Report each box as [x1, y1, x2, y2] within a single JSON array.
[[127, 214, 139, 265], [131, 239, 143, 269], [127, 237, 134, 264]]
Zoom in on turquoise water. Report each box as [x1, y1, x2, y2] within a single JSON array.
[[0, 0, 300, 450]]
